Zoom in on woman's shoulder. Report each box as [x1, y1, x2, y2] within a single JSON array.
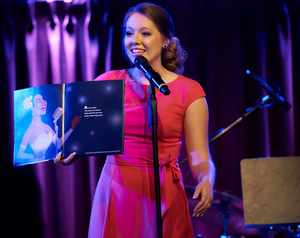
[[43, 124, 55, 134], [94, 70, 127, 81], [175, 74, 204, 89], [172, 74, 206, 98]]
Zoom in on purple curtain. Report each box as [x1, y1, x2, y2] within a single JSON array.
[[1, 0, 299, 237]]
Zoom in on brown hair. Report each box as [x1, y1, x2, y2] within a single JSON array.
[[122, 2, 187, 74]]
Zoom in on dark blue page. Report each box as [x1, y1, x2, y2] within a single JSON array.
[[63, 80, 124, 157]]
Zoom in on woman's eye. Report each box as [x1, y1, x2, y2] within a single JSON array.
[[125, 31, 133, 36], [142, 32, 151, 36]]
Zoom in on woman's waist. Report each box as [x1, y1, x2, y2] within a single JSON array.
[[122, 140, 180, 157], [106, 155, 153, 167], [106, 153, 179, 167]]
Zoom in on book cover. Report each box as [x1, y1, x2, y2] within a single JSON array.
[[13, 80, 124, 166]]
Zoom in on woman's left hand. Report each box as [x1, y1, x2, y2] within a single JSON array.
[[192, 178, 213, 217]]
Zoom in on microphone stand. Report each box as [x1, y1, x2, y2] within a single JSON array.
[[209, 94, 274, 143], [148, 82, 163, 238], [54, 119, 59, 155]]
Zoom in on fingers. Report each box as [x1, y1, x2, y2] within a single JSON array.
[[192, 184, 213, 217], [53, 152, 76, 165], [73, 115, 82, 122], [193, 196, 212, 217], [54, 152, 62, 164], [63, 152, 76, 165], [192, 186, 201, 199], [72, 115, 81, 129]]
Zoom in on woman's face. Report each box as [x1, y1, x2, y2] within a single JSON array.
[[124, 13, 167, 68], [33, 94, 47, 115]]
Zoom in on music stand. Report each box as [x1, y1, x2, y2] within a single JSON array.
[[240, 156, 300, 236]]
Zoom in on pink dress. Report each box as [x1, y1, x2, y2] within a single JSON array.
[[89, 70, 206, 238]]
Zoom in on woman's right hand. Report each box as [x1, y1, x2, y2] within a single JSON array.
[[54, 152, 77, 165]]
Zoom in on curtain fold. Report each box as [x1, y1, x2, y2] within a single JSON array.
[[276, 0, 295, 156], [1, 1, 299, 238]]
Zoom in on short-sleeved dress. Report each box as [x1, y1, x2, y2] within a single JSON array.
[[89, 70, 206, 238]]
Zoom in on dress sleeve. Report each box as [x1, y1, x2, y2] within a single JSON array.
[[187, 79, 206, 102], [178, 76, 206, 112]]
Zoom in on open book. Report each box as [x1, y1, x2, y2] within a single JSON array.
[[14, 80, 124, 166]]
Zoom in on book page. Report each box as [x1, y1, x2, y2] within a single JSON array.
[[14, 84, 64, 166], [63, 80, 124, 157]]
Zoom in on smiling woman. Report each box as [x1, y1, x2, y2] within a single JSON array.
[[123, 13, 168, 71], [121, 12, 179, 85], [121, 2, 187, 80], [55, 2, 215, 238], [16, 94, 55, 161], [15, 94, 80, 165]]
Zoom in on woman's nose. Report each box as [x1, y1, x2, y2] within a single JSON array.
[[132, 33, 141, 45]]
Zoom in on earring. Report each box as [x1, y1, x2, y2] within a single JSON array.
[[163, 45, 167, 49]]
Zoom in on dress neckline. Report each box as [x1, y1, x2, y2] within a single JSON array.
[[125, 69, 179, 86], [30, 131, 52, 147]]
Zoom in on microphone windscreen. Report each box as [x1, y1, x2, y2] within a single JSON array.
[[53, 107, 63, 120], [134, 56, 148, 69]]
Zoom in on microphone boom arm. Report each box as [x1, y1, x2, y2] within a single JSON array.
[[209, 95, 274, 143]]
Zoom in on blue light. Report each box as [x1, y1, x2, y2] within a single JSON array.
[[78, 96, 87, 104], [245, 69, 250, 74]]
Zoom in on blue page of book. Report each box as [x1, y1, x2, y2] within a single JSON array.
[[14, 84, 63, 166], [63, 80, 124, 157]]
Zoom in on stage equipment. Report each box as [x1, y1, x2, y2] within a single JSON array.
[[134, 56, 170, 95], [53, 107, 63, 155], [181, 70, 283, 170], [185, 186, 260, 237], [246, 70, 291, 110], [241, 156, 300, 238], [180, 70, 292, 236], [134, 57, 171, 238]]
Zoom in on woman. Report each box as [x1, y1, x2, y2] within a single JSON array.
[[16, 94, 80, 164], [56, 2, 215, 237]]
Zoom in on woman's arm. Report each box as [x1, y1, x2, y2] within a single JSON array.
[[184, 97, 215, 217], [17, 126, 34, 159]]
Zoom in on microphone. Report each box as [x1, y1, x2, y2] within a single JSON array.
[[53, 107, 63, 123], [246, 70, 291, 110], [134, 56, 170, 95]]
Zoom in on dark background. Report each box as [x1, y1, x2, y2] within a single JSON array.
[[0, 0, 299, 237]]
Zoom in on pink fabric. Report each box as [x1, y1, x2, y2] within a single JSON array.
[[89, 70, 205, 238]]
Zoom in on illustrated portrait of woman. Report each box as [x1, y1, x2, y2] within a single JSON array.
[[14, 93, 81, 166]]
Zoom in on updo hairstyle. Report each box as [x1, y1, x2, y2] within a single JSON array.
[[122, 2, 187, 74]]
